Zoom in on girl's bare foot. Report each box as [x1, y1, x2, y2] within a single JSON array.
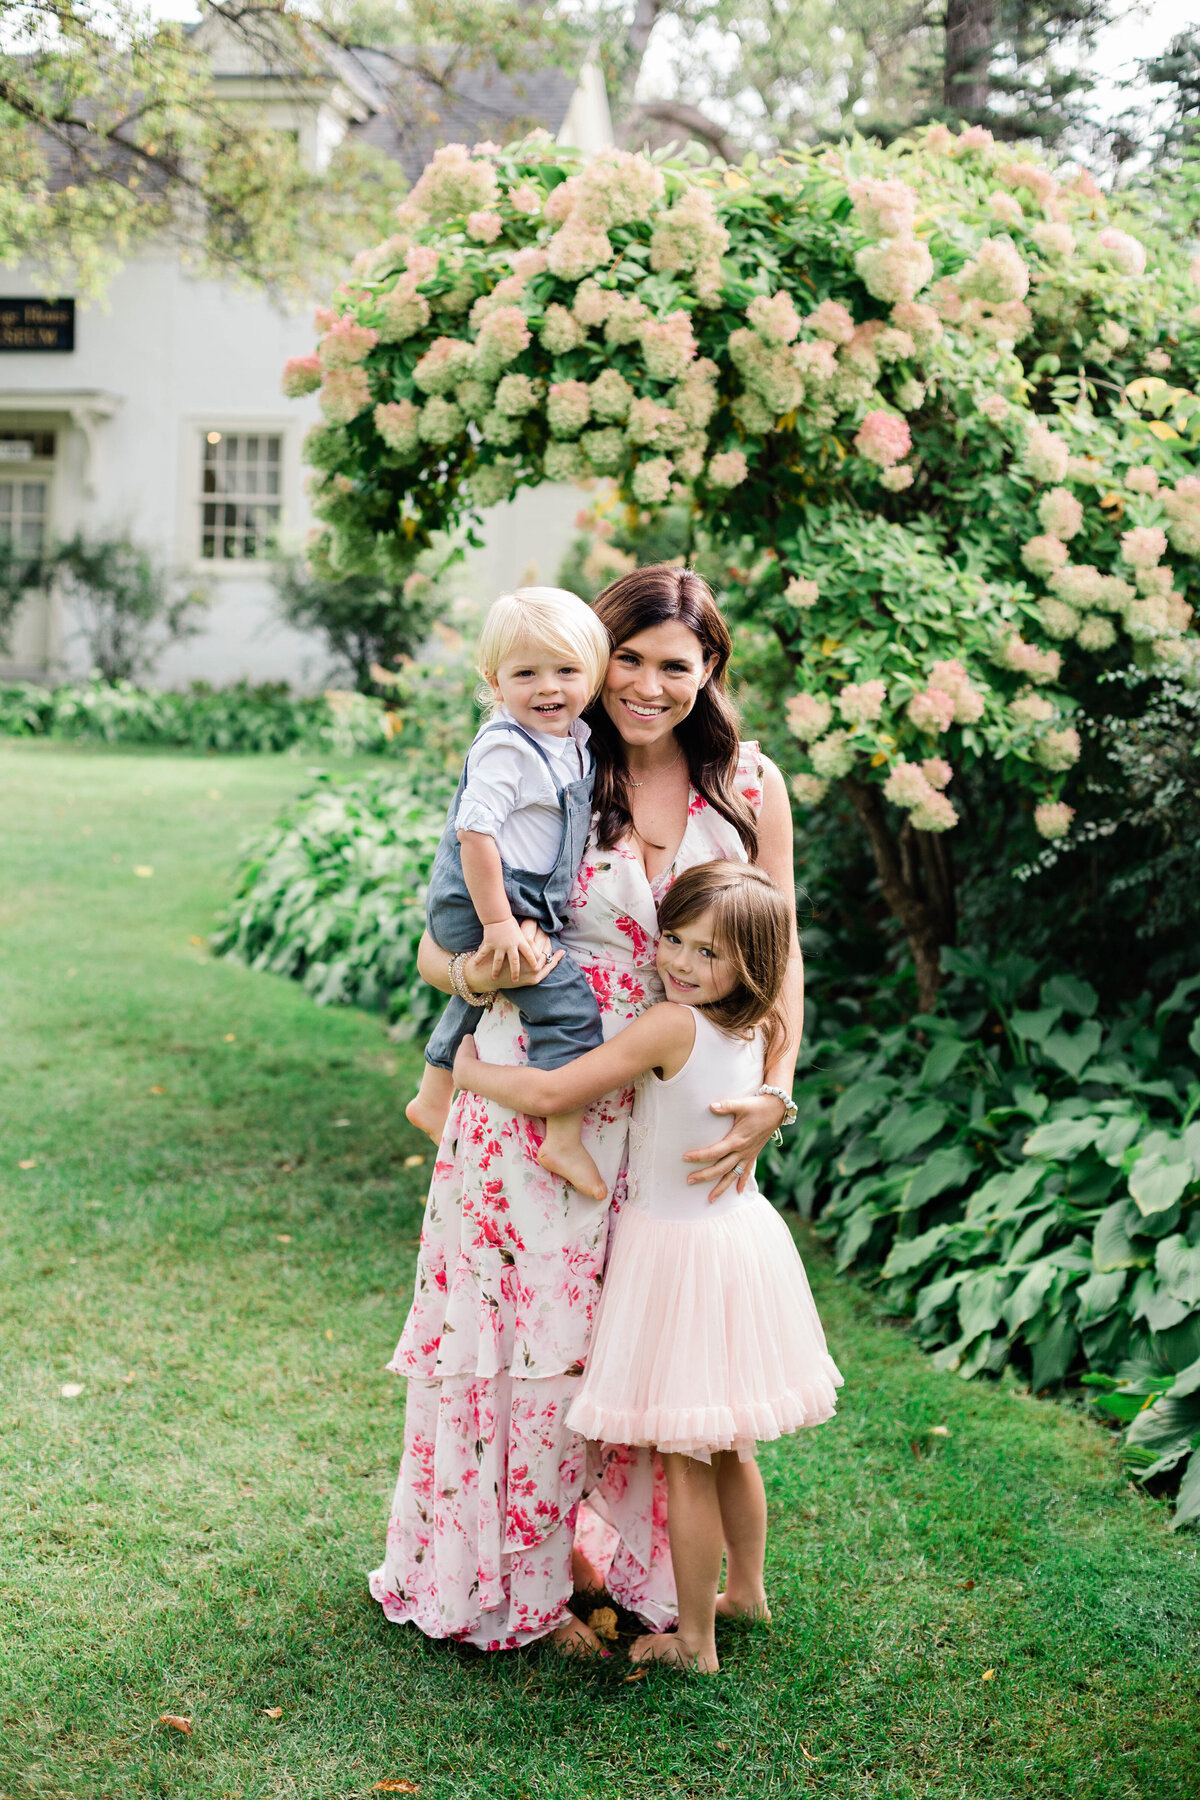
[[406, 1066, 454, 1144], [630, 1630, 719, 1673], [551, 1614, 604, 1657], [537, 1137, 606, 1201], [715, 1591, 771, 1623]]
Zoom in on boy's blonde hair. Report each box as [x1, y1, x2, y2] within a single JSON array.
[[476, 586, 611, 709]]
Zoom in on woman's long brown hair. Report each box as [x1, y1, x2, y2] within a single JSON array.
[[585, 565, 758, 859], [657, 861, 792, 1069]]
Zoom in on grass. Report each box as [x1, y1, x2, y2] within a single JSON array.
[[1, 740, 1198, 1800]]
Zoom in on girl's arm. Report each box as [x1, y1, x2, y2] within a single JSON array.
[[453, 1005, 694, 1116], [683, 755, 804, 1196]]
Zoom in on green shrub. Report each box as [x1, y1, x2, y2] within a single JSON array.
[[212, 769, 452, 1038], [764, 950, 1200, 1525]]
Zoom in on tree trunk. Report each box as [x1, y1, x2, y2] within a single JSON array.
[[943, 0, 997, 117], [842, 776, 957, 1013]]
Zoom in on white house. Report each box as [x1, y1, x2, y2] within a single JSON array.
[[0, 23, 612, 686]]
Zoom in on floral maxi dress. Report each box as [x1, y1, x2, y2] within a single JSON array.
[[369, 744, 765, 1649]]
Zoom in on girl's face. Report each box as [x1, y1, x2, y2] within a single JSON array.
[[490, 643, 593, 736], [601, 622, 717, 747], [656, 905, 739, 1007]]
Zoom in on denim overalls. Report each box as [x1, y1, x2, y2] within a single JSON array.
[[423, 717, 603, 1073]]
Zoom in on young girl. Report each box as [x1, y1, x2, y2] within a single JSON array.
[[453, 860, 843, 1672], [406, 586, 613, 1200]]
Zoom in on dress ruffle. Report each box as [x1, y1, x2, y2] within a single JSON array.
[[565, 1198, 843, 1464]]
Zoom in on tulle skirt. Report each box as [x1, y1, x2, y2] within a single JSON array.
[[565, 1196, 843, 1463]]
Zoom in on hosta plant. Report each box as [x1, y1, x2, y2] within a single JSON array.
[[288, 124, 1200, 1004]]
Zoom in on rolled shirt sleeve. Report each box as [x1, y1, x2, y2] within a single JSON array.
[[454, 737, 535, 842]]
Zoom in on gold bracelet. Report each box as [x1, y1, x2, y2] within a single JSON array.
[[450, 950, 494, 1009]]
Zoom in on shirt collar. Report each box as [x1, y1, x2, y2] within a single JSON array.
[[494, 704, 591, 757]]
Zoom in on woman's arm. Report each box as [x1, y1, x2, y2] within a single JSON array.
[[453, 1005, 693, 1116], [416, 924, 563, 997], [683, 756, 803, 1196]]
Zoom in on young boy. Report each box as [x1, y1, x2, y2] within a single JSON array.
[[405, 586, 612, 1200]]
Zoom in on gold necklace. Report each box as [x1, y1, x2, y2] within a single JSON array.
[[628, 752, 685, 790]]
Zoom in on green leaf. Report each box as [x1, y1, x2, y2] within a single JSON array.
[[1022, 1116, 1103, 1160], [957, 1269, 1008, 1341], [1074, 1269, 1127, 1325], [1042, 974, 1099, 1018], [903, 1145, 977, 1211], [881, 1223, 952, 1279], [1031, 1314, 1078, 1390], [1011, 1005, 1062, 1045], [835, 1204, 878, 1272], [1041, 1022, 1103, 1079], [1092, 1199, 1148, 1272], [1128, 1152, 1194, 1217], [873, 1103, 949, 1162], [1002, 1261, 1058, 1333], [1189, 1018, 1200, 1061], [919, 1037, 968, 1088], [831, 1076, 895, 1134], [914, 1272, 963, 1321], [1171, 1451, 1200, 1530], [1129, 1269, 1193, 1333], [1156, 1235, 1200, 1307], [1094, 1113, 1141, 1165], [966, 1161, 1044, 1221], [1171, 1355, 1200, 1400], [1124, 1390, 1200, 1462], [1154, 972, 1200, 1028]]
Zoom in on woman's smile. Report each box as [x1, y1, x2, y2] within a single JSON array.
[[602, 622, 716, 743]]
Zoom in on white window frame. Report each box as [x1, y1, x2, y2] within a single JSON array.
[[180, 417, 299, 576], [0, 433, 56, 557]]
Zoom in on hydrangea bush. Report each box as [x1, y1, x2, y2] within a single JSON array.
[[285, 126, 1200, 1006]]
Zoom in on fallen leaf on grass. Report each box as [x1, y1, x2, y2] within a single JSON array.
[[325, 1329, 334, 1341], [332, 1118, 351, 1128], [189, 936, 207, 948], [622, 1666, 649, 1684], [206, 789, 222, 800], [148, 1086, 165, 1096], [403, 1153, 426, 1168], [981, 1668, 995, 1681], [373, 1783, 420, 1793], [134, 866, 154, 879], [159, 1714, 192, 1734], [586, 1606, 619, 1642], [800, 1746, 816, 1762], [928, 1425, 950, 1437], [276, 1234, 292, 1244], [224, 1034, 236, 1043], [263, 1706, 283, 1718], [18, 1159, 36, 1170], [60, 1383, 83, 1399]]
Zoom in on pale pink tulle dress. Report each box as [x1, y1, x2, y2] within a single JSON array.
[[567, 1007, 843, 1462]]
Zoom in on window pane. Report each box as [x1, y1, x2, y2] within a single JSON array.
[[198, 433, 283, 558]]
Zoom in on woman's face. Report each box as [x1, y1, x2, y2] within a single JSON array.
[[601, 621, 717, 747]]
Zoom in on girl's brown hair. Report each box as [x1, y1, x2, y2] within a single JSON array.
[[657, 861, 793, 1069], [585, 565, 757, 859]]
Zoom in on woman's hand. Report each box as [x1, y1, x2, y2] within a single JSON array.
[[682, 1091, 787, 1200], [463, 919, 564, 995]]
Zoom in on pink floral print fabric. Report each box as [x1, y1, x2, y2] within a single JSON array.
[[369, 743, 766, 1649]]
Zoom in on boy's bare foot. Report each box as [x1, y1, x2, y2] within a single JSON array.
[[551, 1614, 605, 1657], [537, 1135, 606, 1201], [405, 1066, 454, 1144], [715, 1591, 771, 1623], [630, 1630, 719, 1673]]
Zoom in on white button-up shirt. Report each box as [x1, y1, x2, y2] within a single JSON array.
[[454, 706, 593, 873]]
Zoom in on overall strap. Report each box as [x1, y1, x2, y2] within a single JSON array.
[[478, 717, 574, 792]]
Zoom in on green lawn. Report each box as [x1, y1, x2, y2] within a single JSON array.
[[2, 741, 1198, 1800]]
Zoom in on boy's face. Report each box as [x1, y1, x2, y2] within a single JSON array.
[[490, 643, 592, 737]]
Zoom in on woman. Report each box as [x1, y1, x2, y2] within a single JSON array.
[[369, 565, 802, 1652]]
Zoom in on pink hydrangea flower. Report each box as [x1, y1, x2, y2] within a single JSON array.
[[1010, 691, 1055, 726], [927, 658, 985, 723], [1038, 487, 1084, 540], [907, 688, 957, 733], [728, 329, 805, 415], [589, 369, 633, 422], [630, 456, 675, 505], [547, 224, 612, 281], [494, 374, 538, 416], [849, 177, 918, 241], [1163, 478, 1200, 555], [1094, 227, 1147, 277], [810, 730, 855, 779], [979, 393, 1009, 423], [282, 354, 322, 397], [998, 160, 1058, 205], [417, 396, 464, 445], [883, 759, 933, 808], [785, 577, 820, 608], [955, 125, 995, 155], [405, 245, 440, 280], [1034, 800, 1074, 840], [1039, 597, 1080, 639], [640, 312, 698, 381], [544, 176, 580, 225], [806, 300, 856, 344], [1049, 564, 1105, 607], [508, 185, 540, 216], [1022, 535, 1069, 577], [890, 300, 942, 349], [475, 305, 532, 376], [1035, 727, 1081, 771], [707, 450, 748, 489], [467, 210, 503, 243], [604, 294, 652, 346], [855, 411, 912, 468], [880, 465, 914, 492], [748, 291, 801, 346], [1032, 222, 1076, 260], [414, 335, 475, 394], [1077, 614, 1117, 651], [856, 237, 935, 305], [378, 276, 431, 343], [540, 304, 584, 354], [318, 317, 379, 370], [911, 791, 958, 832], [314, 306, 339, 332], [959, 238, 1030, 305], [790, 773, 829, 804], [785, 693, 833, 740], [922, 757, 952, 790], [997, 634, 1062, 684], [509, 246, 548, 280], [373, 399, 420, 456], [990, 192, 1024, 227], [794, 339, 838, 383], [1023, 425, 1070, 484], [547, 380, 591, 439], [572, 148, 665, 231], [649, 186, 730, 276], [1119, 525, 1167, 570], [409, 144, 499, 219], [319, 366, 371, 424], [836, 679, 887, 724]]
